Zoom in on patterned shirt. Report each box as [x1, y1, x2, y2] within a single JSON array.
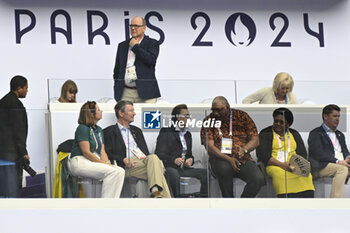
[[200, 108, 258, 163]]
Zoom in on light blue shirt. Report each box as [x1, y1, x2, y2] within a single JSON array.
[[322, 123, 341, 153], [176, 126, 190, 155], [117, 122, 138, 154]]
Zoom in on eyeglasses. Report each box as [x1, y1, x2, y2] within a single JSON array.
[[274, 119, 285, 125], [87, 101, 96, 110], [211, 107, 225, 113], [129, 24, 145, 29]]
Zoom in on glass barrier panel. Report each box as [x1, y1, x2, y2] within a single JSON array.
[[202, 105, 349, 198], [48, 78, 236, 105], [236, 80, 350, 105], [46, 78, 350, 199], [156, 79, 236, 104], [293, 81, 350, 105], [47, 79, 115, 104]]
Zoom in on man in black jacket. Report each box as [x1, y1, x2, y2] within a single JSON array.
[[155, 104, 208, 197], [0, 75, 29, 197], [308, 104, 350, 198], [103, 100, 170, 198]]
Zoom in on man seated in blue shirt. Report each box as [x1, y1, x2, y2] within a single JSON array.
[[308, 104, 350, 198], [103, 100, 171, 198]]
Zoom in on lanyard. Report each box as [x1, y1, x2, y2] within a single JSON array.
[[179, 131, 187, 155], [127, 48, 132, 61], [127, 48, 135, 68], [322, 123, 339, 149], [217, 109, 233, 137], [274, 129, 290, 153], [276, 94, 288, 104], [90, 127, 103, 152], [121, 127, 137, 150]]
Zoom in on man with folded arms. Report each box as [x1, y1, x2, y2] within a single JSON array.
[[103, 100, 170, 198], [308, 104, 350, 198]]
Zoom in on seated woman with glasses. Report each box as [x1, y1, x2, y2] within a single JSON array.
[[256, 108, 314, 198], [242, 72, 298, 104], [68, 101, 125, 198], [155, 104, 208, 197]]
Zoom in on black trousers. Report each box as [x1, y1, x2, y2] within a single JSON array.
[[277, 190, 314, 198], [165, 167, 208, 197], [210, 159, 265, 198], [0, 165, 19, 198]]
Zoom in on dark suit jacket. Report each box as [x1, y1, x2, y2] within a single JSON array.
[[113, 35, 161, 101], [155, 126, 194, 169], [103, 124, 149, 168], [0, 91, 28, 162], [308, 125, 350, 169], [256, 126, 307, 167]]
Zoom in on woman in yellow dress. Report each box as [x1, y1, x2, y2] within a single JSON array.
[[256, 107, 314, 197]]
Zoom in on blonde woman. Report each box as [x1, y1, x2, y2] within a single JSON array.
[[242, 72, 298, 104]]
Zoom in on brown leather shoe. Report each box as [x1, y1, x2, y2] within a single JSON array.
[[150, 191, 163, 198]]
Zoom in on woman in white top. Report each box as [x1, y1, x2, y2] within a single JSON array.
[[242, 72, 298, 104]]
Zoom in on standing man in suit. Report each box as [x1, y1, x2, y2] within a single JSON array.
[[103, 100, 170, 198], [155, 104, 208, 197], [0, 75, 29, 197], [308, 104, 350, 198], [113, 16, 161, 103]]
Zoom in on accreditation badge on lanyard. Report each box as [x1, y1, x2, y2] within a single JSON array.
[[132, 148, 146, 159], [219, 109, 233, 155], [125, 48, 137, 83], [221, 138, 232, 154], [91, 128, 103, 159], [275, 130, 290, 163], [126, 66, 137, 83]]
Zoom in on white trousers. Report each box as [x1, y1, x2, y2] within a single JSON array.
[[68, 156, 125, 198]]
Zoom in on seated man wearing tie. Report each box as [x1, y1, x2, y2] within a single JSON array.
[[103, 100, 171, 198], [308, 104, 350, 198]]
